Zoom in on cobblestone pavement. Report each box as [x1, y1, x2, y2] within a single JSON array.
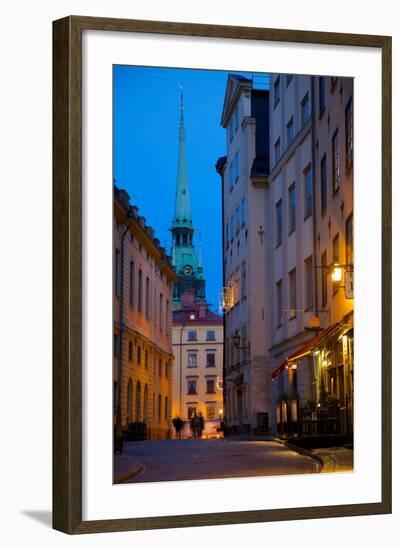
[[312, 447, 354, 473], [120, 438, 320, 483]]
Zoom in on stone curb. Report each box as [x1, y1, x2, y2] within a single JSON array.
[[273, 438, 323, 473], [113, 455, 145, 484]]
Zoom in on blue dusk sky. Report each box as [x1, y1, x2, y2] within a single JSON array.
[[113, 65, 267, 310]]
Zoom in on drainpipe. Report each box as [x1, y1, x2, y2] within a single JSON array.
[[215, 156, 227, 437], [179, 323, 186, 419]]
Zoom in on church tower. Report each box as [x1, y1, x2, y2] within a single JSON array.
[[171, 87, 205, 308]]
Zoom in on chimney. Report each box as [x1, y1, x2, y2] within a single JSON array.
[[198, 299, 207, 320], [180, 289, 196, 311]]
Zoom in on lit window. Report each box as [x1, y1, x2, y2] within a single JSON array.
[[187, 352, 198, 367]]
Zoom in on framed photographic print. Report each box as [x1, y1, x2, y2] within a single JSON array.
[[53, 16, 392, 534]]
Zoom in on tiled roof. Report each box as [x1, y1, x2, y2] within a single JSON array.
[[173, 309, 223, 325]]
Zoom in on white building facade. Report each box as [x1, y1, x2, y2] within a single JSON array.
[[219, 75, 271, 435], [171, 291, 224, 438]]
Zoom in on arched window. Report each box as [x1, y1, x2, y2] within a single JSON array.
[[135, 381, 141, 422], [126, 378, 133, 423]]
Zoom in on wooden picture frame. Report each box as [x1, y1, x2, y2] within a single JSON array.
[[53, 15, 392, 534]]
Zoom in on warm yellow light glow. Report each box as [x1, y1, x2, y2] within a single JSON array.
[[219, 408, 223, 415], [322, 359, 328, 367], [331, 264, 343, 282]]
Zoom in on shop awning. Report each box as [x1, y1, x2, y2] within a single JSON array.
[[272, 322, 342, 380]]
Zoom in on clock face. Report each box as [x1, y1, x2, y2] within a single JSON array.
[[183, 265, 193, 276]]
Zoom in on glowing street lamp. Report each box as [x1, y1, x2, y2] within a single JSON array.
[[331, 263, 343, 282]]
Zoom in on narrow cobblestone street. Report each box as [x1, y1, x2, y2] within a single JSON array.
[[116, 438, 320, 483]]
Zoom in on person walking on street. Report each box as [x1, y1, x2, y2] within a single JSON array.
[[191, 412, 200, 438], [198, 412, 205, 439]]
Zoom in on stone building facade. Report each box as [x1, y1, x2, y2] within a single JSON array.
[[113, 185, 178, 440]]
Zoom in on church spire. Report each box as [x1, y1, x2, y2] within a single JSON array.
[[172, 85, 192, 228]]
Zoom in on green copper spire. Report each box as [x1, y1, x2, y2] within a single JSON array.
[[170, 86, 206, 308], [172, 85, 192, 228]]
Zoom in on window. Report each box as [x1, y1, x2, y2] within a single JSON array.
[[240, 197, 247, 227], [319, 76, 325, 113], [144, 349, 149, 369], [137, 345, 141, 367], [320, 154, 327, 213], [113, 333, 119, 358], [276, 199, 283, 247], [129, 261, 134, 305], [286, 74, 293, 87], [182, 233, 188, 245], [235, 206, 240, 234], [159, 358, 162, 376], [288, 183, 296, 234], [138, 269, 143, 312], [234, 151, 239, 181], [145, 276, 150, 318], [158, 394, 162, 421], [206, 379, 216, 394], [301, 93, 310, 124], [332, 128, 340, 193], [187, 330, 197, 342], [126, 379, 133, 420], [159, 293, 163, 331], [114, 248, 120, 296], [345, 98, 353, 168], [166, 300, 170, 335], [187, 380, 197, 395], [206, 330, 215, 341], [274, 137, 281, 164], [230, 216, 234, 241], [234, 105, 239, 130], [333, 233, 340, 294], [229, 118, 234, 142], [287, 116, 294, 146], [321, 250, 328, 306], [164, 396, 168, 420], [188, 406, 196, 419], [273, 76, 280, 107], [206, 352, 215, 367], [128, 341, 133, 362], [187, 351, 198, 367], [234, 268, 240, 304], [165, 362, 169, 379], [346, 214, 354, 266], [276, 279, 283, 327], [241, 261, 247, 300], [289, 268, 297, 319], [135, 382, 142, 422], [206, 404, 216, 420], [229, 162, 234, 189], [304, 165, 312, 219], [304, 256, 313, 310]]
